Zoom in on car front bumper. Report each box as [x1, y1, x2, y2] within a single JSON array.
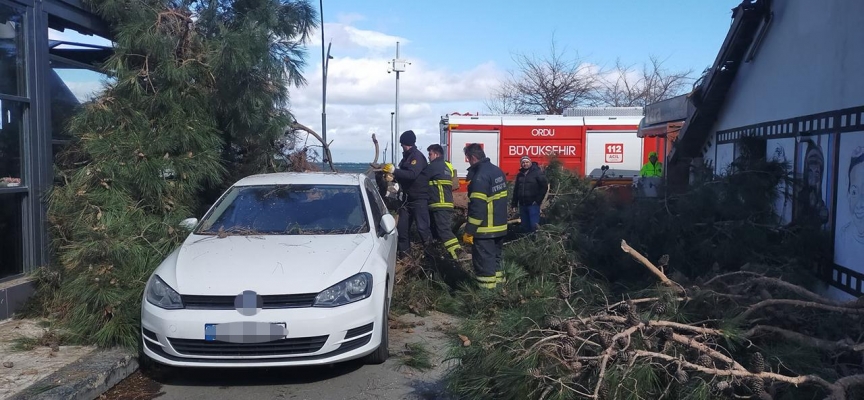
[[140, 287, 384, 368]]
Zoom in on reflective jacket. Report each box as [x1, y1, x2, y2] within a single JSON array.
[[393, 146, 429, 200], [424, 158, 456, 209], [465, 158, 509, 238], [640, 161, 663, 178]]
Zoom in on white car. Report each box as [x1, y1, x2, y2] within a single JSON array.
[[140, 172, 398, 368]]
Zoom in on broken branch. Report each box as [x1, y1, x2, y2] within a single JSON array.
[[291, 121, 336, 172]]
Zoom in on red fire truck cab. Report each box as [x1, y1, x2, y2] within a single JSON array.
[[440, 109, 665, 191]]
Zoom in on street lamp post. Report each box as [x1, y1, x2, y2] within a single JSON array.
[[322, 42, 332, 167], [390, 112, 395, 163], [389, 42, 409, 164], [319, 0, 331, 169]]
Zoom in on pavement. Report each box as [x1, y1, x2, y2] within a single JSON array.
[[101, 311, 460, 400], [0, 318, 138, 400], [1, 311, 460, 400]]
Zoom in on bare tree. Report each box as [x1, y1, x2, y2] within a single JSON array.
[[485, 40, 598, 115], [596, 56, 694, 107]]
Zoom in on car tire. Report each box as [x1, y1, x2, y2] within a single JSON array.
[[138, 339, 173, 378], [364, 294, 390, 365]]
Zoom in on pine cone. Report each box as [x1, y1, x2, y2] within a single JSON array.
[[750, 352, 765, 373], [598, 384, 609, 400], [528, 367, 543, 379], [745, 376, 765, 396], [565, 321, 579, 337], [598, 332, 613, 348], [626, 308, 641, 326], [558, 283, 570, 299], [615, 302, 631, 315], [617, 350, 632, 362], [651, 302, 667, 316], [559, 340, 577, 359], [657, 254, 670, 267], [674, 369, 689, 383], [659, 327, 673, 340], [615, 335, 630, 349], [568, 361, 583, 372], [545, 315, 563, 329], [696, 355, 713, 369]]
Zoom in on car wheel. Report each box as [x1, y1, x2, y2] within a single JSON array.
[[138, 339, 172, 378], [364, 293, 390, 365]]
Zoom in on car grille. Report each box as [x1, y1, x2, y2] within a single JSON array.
[[181, 293, 318, 310], [345, 323, 374, 339], [168, 335, 329, 357]]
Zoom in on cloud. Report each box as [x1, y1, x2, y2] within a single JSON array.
[[308, 22, 409, 59], [46, 19, 502, 163], [291, 21, 502, 162], [335, 13, 365, 25]]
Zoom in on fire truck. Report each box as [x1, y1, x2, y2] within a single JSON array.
[[439, 108, 666, 191]]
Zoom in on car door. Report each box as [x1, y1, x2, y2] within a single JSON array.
[[365, 182, 397, 272]]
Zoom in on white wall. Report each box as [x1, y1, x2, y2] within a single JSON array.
[[705, 0, 864, 173], [700, 0, 864, 301]]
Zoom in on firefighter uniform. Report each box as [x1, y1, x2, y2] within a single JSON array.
[[390, 131, 433, 255], [464, 157, 509, 288], [425, 157, 461, 259]]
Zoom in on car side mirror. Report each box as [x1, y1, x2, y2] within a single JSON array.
[[179, 217, 199, 231], [380, 214, 396, 235]]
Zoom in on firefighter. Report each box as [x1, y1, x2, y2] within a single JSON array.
[[383, 130, 433, 257], [423, 144, 464, 260], [640, 151, 663, 177], [461, 143, 509, 288]]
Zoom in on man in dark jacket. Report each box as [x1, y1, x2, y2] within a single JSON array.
[[462, 143, 508, 288], [383, 130, 432, 257], [423, 144, 464, 260], [511, 155, 548, 233]]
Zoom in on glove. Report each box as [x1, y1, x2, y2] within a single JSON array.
[[382, 163, 395, 173], [462, 233, 474, 245]]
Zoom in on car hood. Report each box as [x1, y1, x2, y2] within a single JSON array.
[[171, 233, 375, 295]]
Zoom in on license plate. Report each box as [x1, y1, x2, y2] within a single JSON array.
[[205, 322, 287, 343]]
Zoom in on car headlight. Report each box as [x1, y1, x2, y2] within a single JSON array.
[[313, 273, 373, 307], [145, 275, 184, 309]]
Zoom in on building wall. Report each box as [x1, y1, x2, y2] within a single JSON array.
[[702, 0, 864, 300]]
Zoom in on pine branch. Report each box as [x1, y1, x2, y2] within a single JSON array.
[[739, 298, 864, 320], [743, 325, 862, 354], [728, 276, 859, 308], [620, 240, 685, 293], [632, 350, 838, 394]]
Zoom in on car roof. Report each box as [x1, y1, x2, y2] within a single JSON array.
[[233, 172, 366, 187]]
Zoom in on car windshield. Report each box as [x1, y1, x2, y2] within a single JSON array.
[[196, 184, 369, 236]]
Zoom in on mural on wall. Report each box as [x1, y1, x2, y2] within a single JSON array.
[[834, 131, 864, 277], [767, 138, 796, 224], [793, 135, 835, 231]]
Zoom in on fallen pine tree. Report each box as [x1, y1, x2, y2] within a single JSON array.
[[443, 239, 864, 400], [434, 149, 862, 400]]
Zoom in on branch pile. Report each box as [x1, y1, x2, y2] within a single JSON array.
[[447, 241, 864, 400], [442, 155, 861, 400]]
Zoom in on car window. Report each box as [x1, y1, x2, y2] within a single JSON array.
[[365, 184, 385, 236], [196, 184, 369, 236]]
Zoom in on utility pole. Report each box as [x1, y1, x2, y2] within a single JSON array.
[[390, 112, 395, 163], [319, 0, 328, 169], [389, 42, 409, 163]]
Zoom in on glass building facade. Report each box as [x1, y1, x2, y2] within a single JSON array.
[[0, 0, 110, 316]]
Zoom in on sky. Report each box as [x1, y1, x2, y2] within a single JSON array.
[[50, 0, 742, 163]]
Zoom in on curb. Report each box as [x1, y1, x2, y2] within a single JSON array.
[[9, 348, 138, 400]]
